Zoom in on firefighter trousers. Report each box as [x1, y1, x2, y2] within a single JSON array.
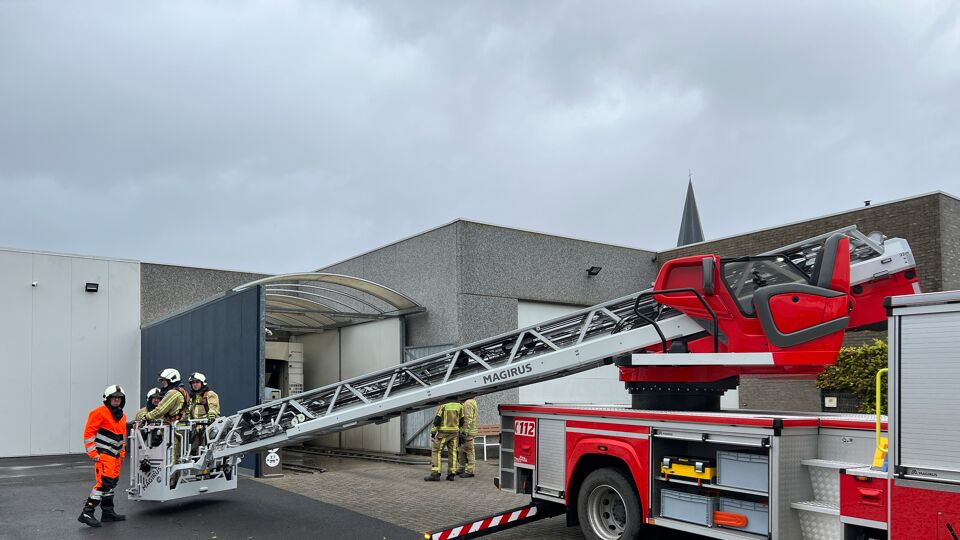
[[456, 435, 475, 474], [430, 432, 459, 474], [89, 455, 122, 504]]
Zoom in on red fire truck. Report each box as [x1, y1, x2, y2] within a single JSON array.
[[427, 230, 960, 540]]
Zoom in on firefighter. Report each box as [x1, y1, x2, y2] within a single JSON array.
[[424, 401, 464, 482], [456, 397, 478, 478], [144, 368, 189, 423], [79, 385, 127, 527], [144, 368, 190, 487], [134, 387, 162, 421], [187, 372, 220, 421], [187, 372, 220, 454]]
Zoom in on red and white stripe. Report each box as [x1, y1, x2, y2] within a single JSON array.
[[430, 505, 538, 540]]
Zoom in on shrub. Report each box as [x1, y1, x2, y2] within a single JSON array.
[[816, 339, 888, 414]]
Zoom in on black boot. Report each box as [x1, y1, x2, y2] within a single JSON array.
[[78, 499, 101, 528], [100, 497, 126, 522], [424, 472, 441, 481], [446, 473, 456, 481]]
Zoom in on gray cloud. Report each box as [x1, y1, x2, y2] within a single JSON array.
[[1, 1, 958, 274]]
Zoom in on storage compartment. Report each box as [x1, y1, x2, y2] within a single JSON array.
[[660, 489, 717, 526], [717, 451, 769, 493], [839, 472, 887, 525], [718, 497, 769, 536]]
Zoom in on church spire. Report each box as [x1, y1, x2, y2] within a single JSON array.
[[676, 172, 704, 247]]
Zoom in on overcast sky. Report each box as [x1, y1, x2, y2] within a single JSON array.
[[1, 2, 958, 274]]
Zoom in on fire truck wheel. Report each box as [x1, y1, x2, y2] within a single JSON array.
[[577, 467, 643, 540]]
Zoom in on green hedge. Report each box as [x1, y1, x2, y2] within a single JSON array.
[[816, 339, 888, 414]]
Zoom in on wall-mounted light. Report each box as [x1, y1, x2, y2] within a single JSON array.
[[85, 282, 99, 293], [586, 266, 602, 277]]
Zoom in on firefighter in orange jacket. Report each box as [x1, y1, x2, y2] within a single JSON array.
[[79, 385, 127, 527]]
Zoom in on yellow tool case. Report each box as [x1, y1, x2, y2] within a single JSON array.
[[660, 456, 716, 481]]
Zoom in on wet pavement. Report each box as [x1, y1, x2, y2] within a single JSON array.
[[0, 454, 417, 540]]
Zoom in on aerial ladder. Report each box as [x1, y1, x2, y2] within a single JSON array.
[[128, 226, 918, 501]]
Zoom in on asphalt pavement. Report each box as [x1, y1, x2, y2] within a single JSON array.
[[0, 454, 417, 540]]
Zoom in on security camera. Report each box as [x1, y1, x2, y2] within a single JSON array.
[[31, 282, 37, 287]]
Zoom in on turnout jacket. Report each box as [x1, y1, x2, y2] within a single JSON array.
[[145, 386, 189, 422], [83, 405, 127, 460], [431, 402, 464, 434], [461, 398, 478, 436], [189, 388, 220, 420]]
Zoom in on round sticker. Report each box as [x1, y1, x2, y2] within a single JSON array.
[[265, 451, 280, 468]]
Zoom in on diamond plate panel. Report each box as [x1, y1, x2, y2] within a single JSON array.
[[775, 431, 819, 540], [809, 467, 841, 506], [797, 510, 842, 540]]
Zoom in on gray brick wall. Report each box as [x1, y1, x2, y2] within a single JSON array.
[[941, 194, 960, 291], [318, 223, 462, 347], [657, 192, 945, 294], [458, 221, 659, 306], [739, 378, 822, 412], [141, 263, 269, 325]]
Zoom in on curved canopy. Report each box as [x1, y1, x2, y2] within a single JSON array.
[[234, 273, 423, 333]]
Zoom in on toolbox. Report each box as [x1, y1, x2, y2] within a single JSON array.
[[660, 456, 716, 481]]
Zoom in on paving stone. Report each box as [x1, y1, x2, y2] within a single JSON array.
[[263, 452, 694, 539]]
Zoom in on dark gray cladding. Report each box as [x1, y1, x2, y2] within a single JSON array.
[[677, 180, 705, 247]]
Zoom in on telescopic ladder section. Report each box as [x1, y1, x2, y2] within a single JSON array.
[[205, 293, 705, 460]]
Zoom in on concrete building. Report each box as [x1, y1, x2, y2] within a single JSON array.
[[0, 251, 268, 458], [0, 248, 140, 458]]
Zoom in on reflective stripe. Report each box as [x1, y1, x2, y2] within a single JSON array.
[[89, 490, 103, 500], [95, 435, 123, 448], [566, 427, 649, 440], [84, 437, 96, 444], [96, 428, 123, 442], [95, 444, 121, 457]]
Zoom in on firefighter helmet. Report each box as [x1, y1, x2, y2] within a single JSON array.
[[159, 368, 181, 385], [102, 385, 126, 408], [146, 387, 162, 401], [188, 372, 207, 385]]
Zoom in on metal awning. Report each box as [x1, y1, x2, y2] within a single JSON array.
[[233, 273, 423, 333]]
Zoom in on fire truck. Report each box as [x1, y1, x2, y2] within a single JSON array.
[[128, 226, 958, 540]]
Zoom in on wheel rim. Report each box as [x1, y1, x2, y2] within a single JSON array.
[[585, 483, 628, 539]]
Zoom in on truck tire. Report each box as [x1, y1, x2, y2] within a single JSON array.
[[577, 467, 644, 540]]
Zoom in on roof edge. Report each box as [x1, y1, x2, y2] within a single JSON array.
[[318, 218, 657, 270], [657, 190, 958, 253]]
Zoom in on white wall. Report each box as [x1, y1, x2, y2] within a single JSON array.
[[299, 331, 340, 447], [298, 319, 403, 453], [517, 301, 632, 406], [0, 249, 141, 457], [340, 318, 402, 453]]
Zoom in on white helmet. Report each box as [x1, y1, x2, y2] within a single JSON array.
[[159, 368, 181, 385], [102, 385, 126, 408], [188, 372, 207, 385], [146, 387, 162, 401]]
